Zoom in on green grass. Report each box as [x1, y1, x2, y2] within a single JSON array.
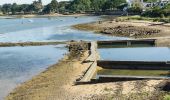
[[97, 69, 170, 77], [164, 95, 170, 100], [117, 15, 170, 23]]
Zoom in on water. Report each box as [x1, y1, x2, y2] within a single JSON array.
[[99, 47, 170, 61], [0, 45, 67, 99], [0, 16, 126, 42]]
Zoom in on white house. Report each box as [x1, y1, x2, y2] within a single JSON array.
[[127, 0, 170, 8]]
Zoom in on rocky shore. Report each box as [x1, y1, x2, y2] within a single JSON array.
[[72, 19, 170, 39], [102, 25, 161, 37]]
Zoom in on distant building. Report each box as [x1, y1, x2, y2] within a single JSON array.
[[127, 0, 170, 9]]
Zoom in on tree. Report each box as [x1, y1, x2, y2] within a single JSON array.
[[103, 0, 126, 10], [91, 0, 107, 11], [2, 4, 12, 14], [11, 3, 18, 14], [144, 0, 157, 3], [50, 0, 58, 13], [42, 4, 52, 14], [58, 1, 70, 13], [32, 0, 43, 13], [69, 0, 91, 12]]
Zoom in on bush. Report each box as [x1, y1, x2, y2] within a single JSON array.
[[127, 7, 143, 14], [142, 4, 170, 18]]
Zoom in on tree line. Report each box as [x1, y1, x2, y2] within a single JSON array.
[[0, 0, 127, 15]]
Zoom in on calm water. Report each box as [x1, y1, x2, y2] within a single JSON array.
[[0, 45, 67, 99], [99, 47, 170, 61], [0, 16, 126, 42]]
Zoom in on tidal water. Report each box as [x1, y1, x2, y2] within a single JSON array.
[[0, 16, 126, 42], [0, 45, 67, 99], [99, 47, 170, 61]]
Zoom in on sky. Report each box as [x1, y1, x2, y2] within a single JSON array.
[[0, 0, 69, 5]]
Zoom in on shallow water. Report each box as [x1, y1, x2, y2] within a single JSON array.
[[99, 47, 170, 61], [0, 45, 67, 99], [0, 16, 127, 42]]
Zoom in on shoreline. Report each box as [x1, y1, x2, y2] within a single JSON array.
[[0, 13, 94, 19], [72, 18, 170, 39], [72, 18, 170, 46]]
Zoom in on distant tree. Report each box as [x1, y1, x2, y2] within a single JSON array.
[[69, 0, 91, 12], [11, 3, 19, 14], [19, 4, 30, 13], [2, 4, 12, 14], [32, 0, 43, 13], [91, 0, 107, 11], [42, 4, 52, 14], [162, 4, 170, 16], [50, 0, 58, 13], [58, 1, 70, 13], [104, 0, 126, 10], [143, 0, 157, 3], [117, 3, 128, 10]]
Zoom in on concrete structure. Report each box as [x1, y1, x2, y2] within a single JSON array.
[[75, 40, 170, 84], [97, 39, 156, 48], [98, 61, 170, 70], [76, 42, 98, 84], [95, 75, 170, 82]]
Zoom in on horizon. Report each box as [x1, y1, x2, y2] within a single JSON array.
[[0, 0, 69, 5]]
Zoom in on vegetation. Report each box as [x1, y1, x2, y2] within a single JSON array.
[[0, 0, 127, 15], [143, 0, 157, 2], [142, 4, 170, 18], [164, 95, 170, 100]]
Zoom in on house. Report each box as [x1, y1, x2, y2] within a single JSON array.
[[127, 0, 170, 8]]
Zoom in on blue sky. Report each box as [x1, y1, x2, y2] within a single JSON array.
[[0, 0, 69, 5]]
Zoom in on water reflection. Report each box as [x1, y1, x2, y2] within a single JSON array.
[[99, 47, 170, 61]]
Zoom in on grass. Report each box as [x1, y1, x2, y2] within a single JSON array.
[[97, 69, 170, 77], [164, 95, 170, 100], [117, 15, 170, 23]]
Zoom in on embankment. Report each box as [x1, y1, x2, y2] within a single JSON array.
[[0, 41, 66, 47]]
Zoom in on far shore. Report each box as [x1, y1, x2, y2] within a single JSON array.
[[0, 13, 94, 19]]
